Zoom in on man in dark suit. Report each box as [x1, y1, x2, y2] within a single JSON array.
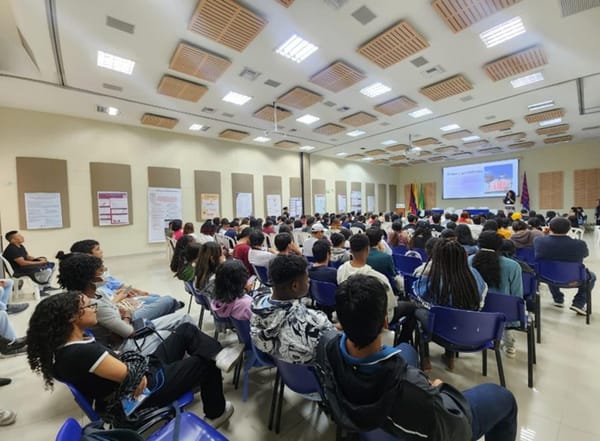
[[534, 217, 595, 315]]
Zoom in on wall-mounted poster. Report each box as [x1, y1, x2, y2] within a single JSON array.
[[314, 194, 326, 214], [25, 192, 63, 229], [289, 197, 303, 217], [98, 191, 129, 226], [367, 195, 375, 213], [350, 190, 362, 212], [148, 187, 182, 243], [337, 194, 347, 213], [200, 193, 220, 219], [236, 192, 253, 217], [266, 194, 282, 217]]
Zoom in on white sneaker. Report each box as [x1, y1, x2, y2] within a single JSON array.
[[205, 401, 234, 428], [214, 343, 244, 373], [0, 409, 16, 426], [504, 346, 517, 359]]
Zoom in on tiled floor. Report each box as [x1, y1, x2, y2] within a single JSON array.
[[1, 234, 599, 441]]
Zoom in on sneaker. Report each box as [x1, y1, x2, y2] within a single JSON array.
[[570, 305, 586, 316], [504, 346, 517, 359], [205, 401, 234, 428], [0, 409, 17, 426], [553, 301, 565, 308], [7, 303, 29, 314], [0, 337, 27, 358], [0, 378, 11, 387], [214, 343, 244, 373]]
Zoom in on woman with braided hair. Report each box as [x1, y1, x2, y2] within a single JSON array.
[[26, 292, 235, 428]]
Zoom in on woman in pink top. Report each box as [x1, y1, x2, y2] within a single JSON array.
[[210, 260, 253, 321], [170, 219, 183, 240]]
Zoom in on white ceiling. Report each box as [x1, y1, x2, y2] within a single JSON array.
[[1, 0, 599, 166]]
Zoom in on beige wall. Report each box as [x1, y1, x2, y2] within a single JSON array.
[[0, 107, 397, 258], [395, 140, 600, 213]]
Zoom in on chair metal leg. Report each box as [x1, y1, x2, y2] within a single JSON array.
[[527, 327, 534, 388], [536, 293, 542, 344], [586, 282, 591, 325], [187, 296, 193, 314], [274, 374, 285, 434], [495, 347, 506, 388], [197, 307, 205, 329], [268, 371, 280, 431], [482, 350, 488, 377]]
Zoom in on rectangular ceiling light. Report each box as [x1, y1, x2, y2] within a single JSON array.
[[347, 129, 366, 137], [253, 136, 271, 142], [300, 145, 316, 151], [408, 108, 433, 118], [381, 139, 398, 146], [222, 91, 252, 105], [539, 117, 562, 127], [336, 152, 348, 156], [97, 50, 135, 74], [106, 106, 119, 116], [479, 16, 526, 48], [276, 34, 319, 63], [296, 114, 320, 124], [362, 157, 374, 161], [511, 72, 544, 88], [189, 123, 203, 131], [360, 82, 391, 98], [440, 124, 460, 132], [528, 100, 554, 111], [462, 135, 481, 142]]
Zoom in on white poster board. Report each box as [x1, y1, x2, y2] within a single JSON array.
[[147, 187, 182, 243], [235, 192, 253, 217], [350, 190, 362, 212], [98, 191, 129, 226], [266, 194, 282, 217], [337, 194, 347, 213], [24, 192, 63, 229], [289, 197, 303, 218], [367, 195, 375, 213], [314, 194, 326, 214], [200, 193, 220, 219]]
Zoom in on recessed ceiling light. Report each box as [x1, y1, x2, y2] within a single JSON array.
[[408, 108, 433, 118], [300, 145, 316, 151], [510, 72, 544, 88], [222, 91, 252, 105], [381, 139, 398, 146], [275, 34, 319, 63], [336, 152, 348, 156], [189, 123, 203, 131], [462, 135, 481, 142], [296, 114, 320, 125], [97, 50, 135, 75], [440, 124, 461, 132], [347, 130, 366, 137], [528, 100, 554, 111], [479, 16, 526, 48], [539, 118, 562, 127], [253, 136, 271, 142], [106, 106, 120, 116], [362, 157, 374, 161], [360, 82, 391, 98]]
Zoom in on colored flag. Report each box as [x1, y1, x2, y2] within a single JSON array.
[[418, 184, 425, 210], [409, 183, 418, 214], [521, 172, 530, 211]]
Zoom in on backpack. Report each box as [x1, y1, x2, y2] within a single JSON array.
[[174, 263, 195, 281], [80, 420, 143, 441]]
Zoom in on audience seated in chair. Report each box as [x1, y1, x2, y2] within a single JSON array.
[[210, 260, 253, 321], [366, 228, 397, 284], [302, 224, 326, 258], [329, 233, 351, 264], [510, 220, 542, 249], [316, 274, 518, 441], [0, 278, 28, 315], [248, 230, 277, 267], [273, 232, 302, 256], [308, 239, 338, 285], [195, 241, 225, 298]]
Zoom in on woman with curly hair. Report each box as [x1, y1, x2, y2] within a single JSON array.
[[195, 241, 224, 295], [26, 292, 235, 427], [210, 260, 253, 321], [56, 252, 191, 355]]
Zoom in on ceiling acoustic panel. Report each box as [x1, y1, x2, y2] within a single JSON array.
[[496, 132, 526, 142], [309, 60, 366, 93], [544, 135, 573, 144], [374, 96, 418, 115], [432, 0, 523, 33], [372, 159, 389, 165], [478, 146, 503, 154], [409, 159, 427, 164], [413, 137, 439, 147], [277, 87, 323, 109], [169, 42, 231, 82], [484, 46, 548, 82], [365, 149, 387, 156], [219, 129, 249, 140], [157, 75, 208, 102], [434, 145, 459, 153], [536, 123, 570, 136], [253, 104, 292, 122], [340, 111, 378, 126], [391, 162, 411, 167], [386, 144, 409, 153], [428, 155, 448, 161], [275, 0, 295, 7], [389, 154, 407, 161], [188, 0, 267, 52], [274, 140, 300, 148], [420, 75, 473, 101], [479, 120, 514, 132], [313, 123, 346, 135], [525, 108, 565, 123], [463, 139, 489, 148], [346, 154, 365, 160], [508, 141, 535, 150], [442, 129, 472, 140], [141, 114, 178, 129], [357, 20, 429, 69]]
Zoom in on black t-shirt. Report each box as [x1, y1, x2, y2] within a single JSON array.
[[54, 338, 119, 406], [3, 243, 28, 269], [308, 265, 338, 285]]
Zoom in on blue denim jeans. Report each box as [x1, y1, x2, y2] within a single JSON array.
[[464, 383, 518, 441], [549, 270, 596, 308], [0, 279, 15, 311], [132, 296, 179, 321]]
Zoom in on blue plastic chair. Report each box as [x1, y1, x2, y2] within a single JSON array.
[[390, 245, 407, 255], [310, 279, 337, 309], [230, 317, 274, 402], [329, 259, 345, 269], [55, 418, 87, 440], [269, 358, 323, 434], [482, 292, 536, 388], [411, 248, 428, 261], [392, 254, 422, 276], [421, 306, 507, 387], [402, 274, 418, 300], [515, 247, 536, 266], [184, 280, 206, 328], [253, 264, 272, 288], [360, 428, 403, 440], [522, 271, 541, 343], [537, 260, 592, 324], [185, 280, 234, 338]]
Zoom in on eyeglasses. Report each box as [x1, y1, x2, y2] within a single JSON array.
[[81, 302, 98, 311]]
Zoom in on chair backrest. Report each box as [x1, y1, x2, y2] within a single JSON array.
[[403, 274, 418, 298], [411, 248, 428, 261], [230, 317, 253, 349], [350, 227, 363, 235], [428, 306, 506, 349], [63, 382, 101, 422], [521, 271, 538, 301], [55, 418, 83, 441], [272, 358, 322, 396], [329, 259, 344, 269], [392, 254, 422, 275], [184, 280, 210, 308], [567, 228, 583, 240], [293, 231, 311, 245], [309, 279, 337, 307], [514, 247, 536, 265], [253, 264, 271, 286], [148, 411, 229, 441], [482, 292, 526, 326], [390, 245, 407, 255], [0, 255, 15, 277], [536, 260, 586, 286]]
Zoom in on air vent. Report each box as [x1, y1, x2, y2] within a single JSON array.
[[411, 56, 428, 67], [264, 79, 281, 87], [222, 112, 234, 118], [352, 5, 377, 25], [582, 125, 600, 130], [337, 106, 351, 112], [102, 83, 123, 92], [202, 107, 216, 114], [560, 0, 600, 17], [240, 67, 261, 81], [323, 101, 336, 107], [200, 126, 210, 132], [421, 65, 446, 79], [324, 0, 349, 9], [106, 16, 135, 34], [485, 115, 496, 120], [380, 122, 390, 126], [460, 95, 474, 102]]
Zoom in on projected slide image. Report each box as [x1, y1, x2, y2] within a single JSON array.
[[483, 164, 513, 193], [442, 158, 519, 199]]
